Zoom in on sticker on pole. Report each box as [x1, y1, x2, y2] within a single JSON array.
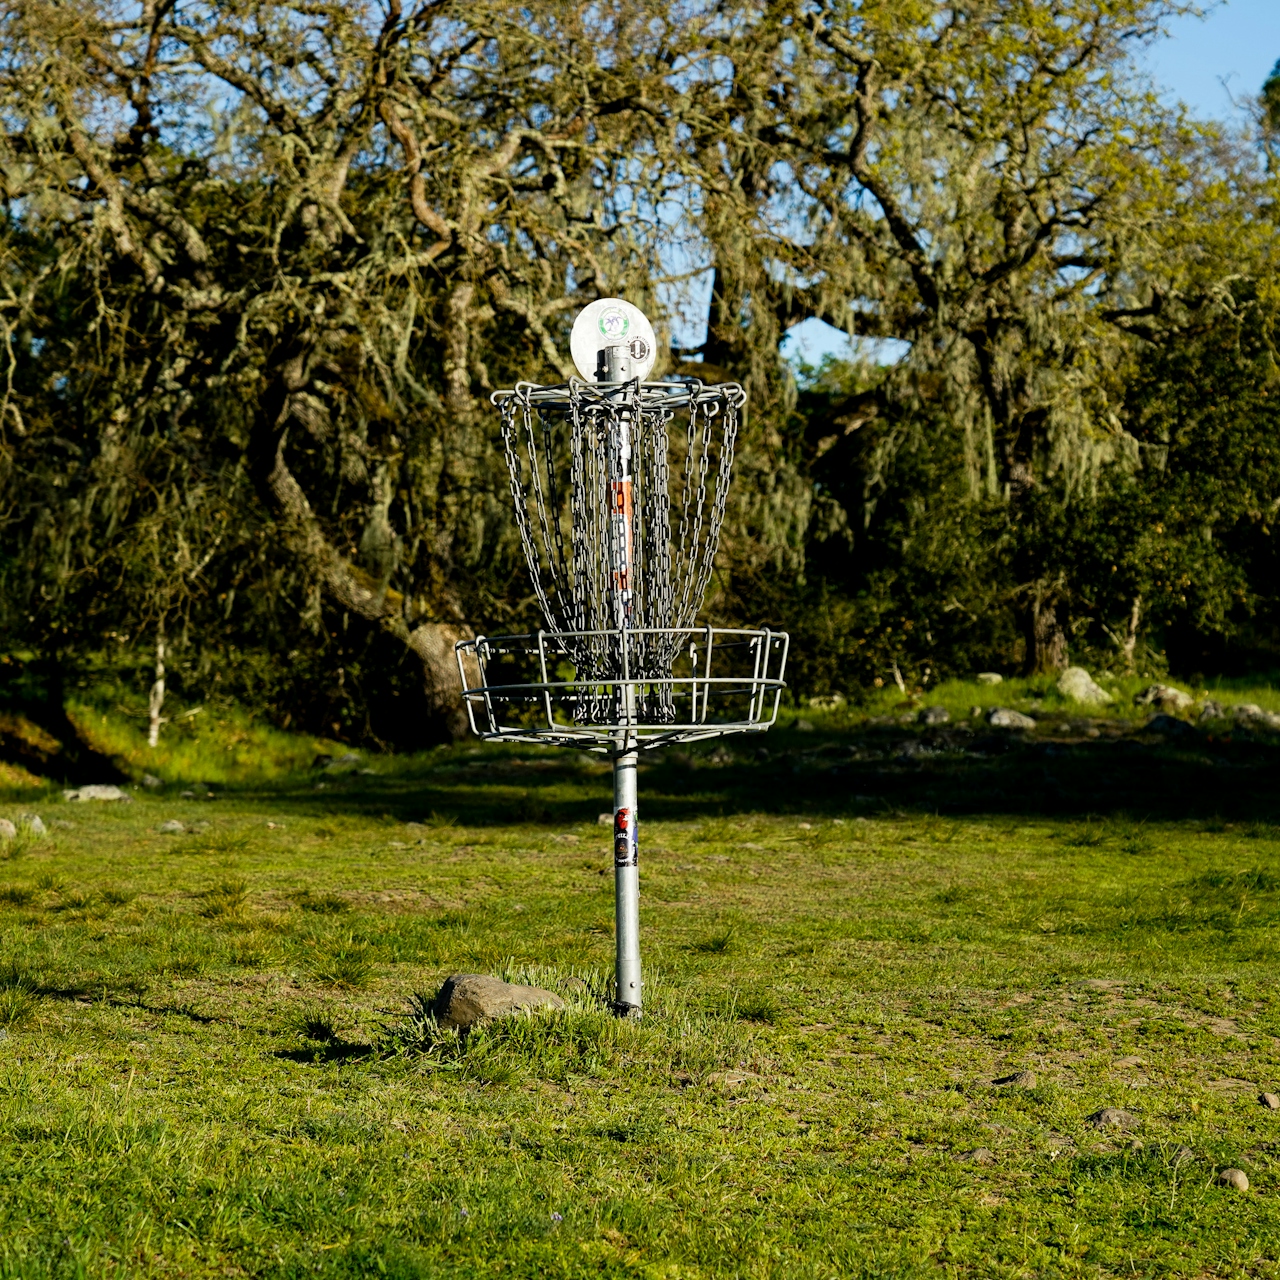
[[571, 299, 658, 383], [613, 807, 638, 867]]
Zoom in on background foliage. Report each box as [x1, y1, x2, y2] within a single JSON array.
[[0, 0, 1277, 748]]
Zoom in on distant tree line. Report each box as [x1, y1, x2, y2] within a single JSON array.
[[0, 0, 1277, 748]]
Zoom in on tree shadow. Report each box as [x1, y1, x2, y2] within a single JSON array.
[[227, 719, 1280, 826]]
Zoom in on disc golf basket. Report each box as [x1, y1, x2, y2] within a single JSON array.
[[456, 299, 789, 1017]]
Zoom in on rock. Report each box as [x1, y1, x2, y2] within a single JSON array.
[[597, 813, 612, 826], [62, 785, 130, 803], [963, 1147, 995, 1164], [0, 820, 15, 840], [157, 820, 185, 834], [1135, 683, 1193, 712], [1217, 1167, 1249, 1192], [18, 815, 46, 836], [430, 973, 565, 1031], [994, 1070, 1037, 1089], [1260, 1092, 1280, 1110], [988, 708, 1037, 731], [1198, 699, 1227, 720], [1056, 667, 1113, 707], [1085, 1107, 1135, 1130], [1233, 704, 1280, 730], [970, 705, 983, 718], [51, 819, 75, 830], [1169, 1144, 1195, 1165], [795, 719, 815, 733], [142, 774, 162, 788], [976, 673, 1003, 685], [1145, 713, 1196, 738], [919, 705, 950, 726]]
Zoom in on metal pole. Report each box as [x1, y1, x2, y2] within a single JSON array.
[[612, 746, 641, 1017]]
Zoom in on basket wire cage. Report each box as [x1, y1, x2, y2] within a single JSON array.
[[455, 300, 789, 1016]]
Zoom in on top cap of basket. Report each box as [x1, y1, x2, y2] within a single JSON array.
[[570, 298, 658, 383]]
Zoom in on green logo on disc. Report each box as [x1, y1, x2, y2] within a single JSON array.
[[598, 308, 630, 341]]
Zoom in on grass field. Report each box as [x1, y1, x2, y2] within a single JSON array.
[[1, 690, 1279, 1277]]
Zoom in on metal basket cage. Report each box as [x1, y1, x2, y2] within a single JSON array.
[[456, 625, 789, 750]]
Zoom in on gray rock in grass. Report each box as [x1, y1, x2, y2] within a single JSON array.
[[1135, 683, 1193, 712], [1260, 1092, 1280, 1110], [988, 708, 1037, 731], [62, 785, 130, 803], [142, 774, 162, 788], [1217, 1167, 1249, 1192], [1197, 699, 1227, 720], [0, 820, 15, 840], [962, 1147, 995, 1164], [1057, 667, 1113, 707], [1234, 704, 1280, 730], [1145, 714, 1196, 739], [994, 1070, 1037, 1089], [919, 705, 950, 726], [976, 673, 1003, 685], [1086, 1107, 1136, 1130], [430, 973, 565, 1032], [157, 820, 185, 835], [18, 815, 46, 836]]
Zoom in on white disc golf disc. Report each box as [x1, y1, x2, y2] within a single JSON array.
[[570, 298, 658, 382]]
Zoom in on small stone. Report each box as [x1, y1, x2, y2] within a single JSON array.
[[970, 705, 983, 718], [795, 719, 816, 733], [1127, 1138, 1145, 1152], [976, 673, 1003, 685], [1145, 713, 1196, 738], [19, 815, 46, 836], [1169, 1144, 1195, 1165], [142, 774, 162, 788], [1231, 703, 1280, 729], [1086, 1107, 1135, 1130], [964, 1147, 995, 1164], [1217, 1167, 1249, 1191], [1260, 1092, 1280, 1110], [52, 819, 75, 830], [1135, 683, 1193, 712], [157, 820, 185, 834], [798, 822, 812, 830], [1198, 699, 1226, 720], [988, 708, 1037, 731], [180, 790, 195, 799], [1057, 667, 1113, 707], [598, 813, 613, 826], [266, 821, 284, 830], [0, 820, 15, 840], [994, 1070, 1037, 1089], [62, 785, 130, 803], [919, 705, 950, 726], [430, 973, 565, 1032], [552, 833, 580, 843]]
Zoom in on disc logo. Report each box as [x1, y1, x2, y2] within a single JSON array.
[[597, 307, 630, 342]]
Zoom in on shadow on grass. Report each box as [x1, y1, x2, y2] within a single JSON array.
[[213, 719, 1280, 827]]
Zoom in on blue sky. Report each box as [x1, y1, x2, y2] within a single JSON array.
[[780, 0, 1280, 368]]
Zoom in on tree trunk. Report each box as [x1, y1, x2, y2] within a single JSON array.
[[147, 623, 166, 748], [265, 431, 471, 741], [1022, 593, 1069, 675]]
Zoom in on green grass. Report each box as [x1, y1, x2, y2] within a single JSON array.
[[0, 689, 1278, 1275]]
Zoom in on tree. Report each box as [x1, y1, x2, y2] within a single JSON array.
[[666, 0, 1264, 671], [0, 0, 691, 736]]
